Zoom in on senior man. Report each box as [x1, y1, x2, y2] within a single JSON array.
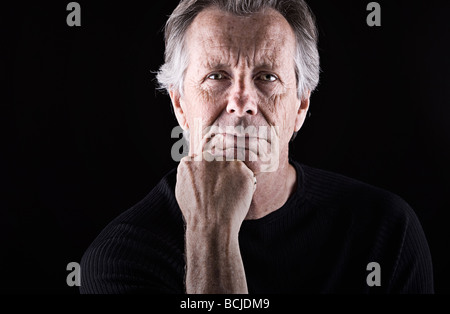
[[80, 0, 433, 294]]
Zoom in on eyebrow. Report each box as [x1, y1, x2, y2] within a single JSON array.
[[200, 59, 278, 71], [201, 61, 229, 70]]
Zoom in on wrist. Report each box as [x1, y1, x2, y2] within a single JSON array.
[[186, 222, 238, 238], [185, 222, 240, 250]]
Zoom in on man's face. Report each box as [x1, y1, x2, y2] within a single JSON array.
[[171, 7, 308, 173]]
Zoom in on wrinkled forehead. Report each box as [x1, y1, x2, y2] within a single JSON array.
[[185, 7, 296, 67]]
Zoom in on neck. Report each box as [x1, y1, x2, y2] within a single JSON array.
[[245, 156, 297, 220]]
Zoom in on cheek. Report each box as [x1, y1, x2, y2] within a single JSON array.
[[259, 91, 298, 130], [184, 83, 227, 127], [258, 91, 299, 147]]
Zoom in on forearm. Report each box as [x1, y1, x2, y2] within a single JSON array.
[[184, 225, 248, 294]]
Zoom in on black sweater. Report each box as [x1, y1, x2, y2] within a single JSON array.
[[80, 161, 434, 294]]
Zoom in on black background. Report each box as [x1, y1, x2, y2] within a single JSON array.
[[2, 0, 449, 294]]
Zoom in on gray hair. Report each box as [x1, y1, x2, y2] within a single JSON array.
[[156, 0, 320, 100]]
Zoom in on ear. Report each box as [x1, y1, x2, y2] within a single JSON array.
[[169, 89, 189, 130], [294, 91, 310, 132]]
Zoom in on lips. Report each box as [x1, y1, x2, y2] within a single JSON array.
[[214, 133, 271, 143], [207, 145, 259, 161], [222, 134, 268, 149], [203, 133, 272, 160]]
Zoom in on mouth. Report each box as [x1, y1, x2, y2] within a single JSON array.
[[204, 133, 273, 161], [207, 145, 259, 161], [215, 133, 271, 144]]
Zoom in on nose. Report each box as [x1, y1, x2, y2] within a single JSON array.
[[226, 79, 258, 116]]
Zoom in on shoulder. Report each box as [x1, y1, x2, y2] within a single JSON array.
[[294, 161, 426, 252], [296, 162, 415, 224], [88, 167, 183, 244], [80, 168, 185, 294], [295, 162, 433, 293]]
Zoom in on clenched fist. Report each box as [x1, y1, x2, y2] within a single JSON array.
[[175, 153, 256, 235]]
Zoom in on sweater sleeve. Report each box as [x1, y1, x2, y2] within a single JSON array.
[[387, 205, 434, 294], [79, 222, 184, 294]]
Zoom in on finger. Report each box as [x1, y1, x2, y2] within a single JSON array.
[[190, 134, 225, 161], [189, 132, 224, 159]]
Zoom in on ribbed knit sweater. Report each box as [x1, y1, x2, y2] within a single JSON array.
[[80, 160, 434, 294]]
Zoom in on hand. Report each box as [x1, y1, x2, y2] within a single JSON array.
[[175, 153, 256, 235]]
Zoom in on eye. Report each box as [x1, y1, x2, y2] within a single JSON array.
[[258, 73, 278, 82], [207, 73, 226, 80]]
